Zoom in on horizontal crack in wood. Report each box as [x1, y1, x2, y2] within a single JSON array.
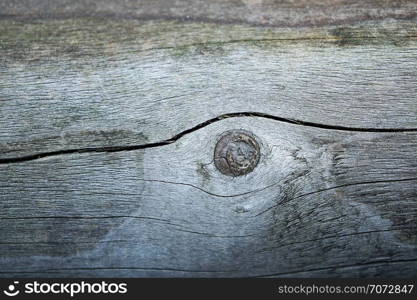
[[253, 177, 417, 217], [0, 267, 236, 274], [1, 112, 416, 164], [253, 258, 417, 278]]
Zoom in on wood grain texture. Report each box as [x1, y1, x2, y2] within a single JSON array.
[[1, 117, 417, 277], [1, 0, 417, 277], [1, 18, 416, 159], [1, 0, 417, 27]]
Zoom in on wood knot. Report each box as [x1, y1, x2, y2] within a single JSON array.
[[214, 130, 260, 177]]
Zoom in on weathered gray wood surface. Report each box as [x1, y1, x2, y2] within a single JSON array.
[[1, 0, 417, 277]]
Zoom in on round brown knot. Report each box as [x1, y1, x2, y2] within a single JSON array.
[[214, 130, 260, 177]]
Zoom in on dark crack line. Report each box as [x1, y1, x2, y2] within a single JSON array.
[[253, 258, 417, 278], [172, 227, 258, 238], [0, 215, 178, 223], [137, 178, 281, 198], [253, 177, 417, 217], [255, 226, 417, 254], [0, 267, 236, 274], [0, 240, 139, 246], [1, 112, 416, 164]]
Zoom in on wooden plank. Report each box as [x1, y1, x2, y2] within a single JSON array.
[[1, 0, 417, 278], [1, 117, 416, 277], [1, 17, 417, 159], [0, 24, 417, 158]]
